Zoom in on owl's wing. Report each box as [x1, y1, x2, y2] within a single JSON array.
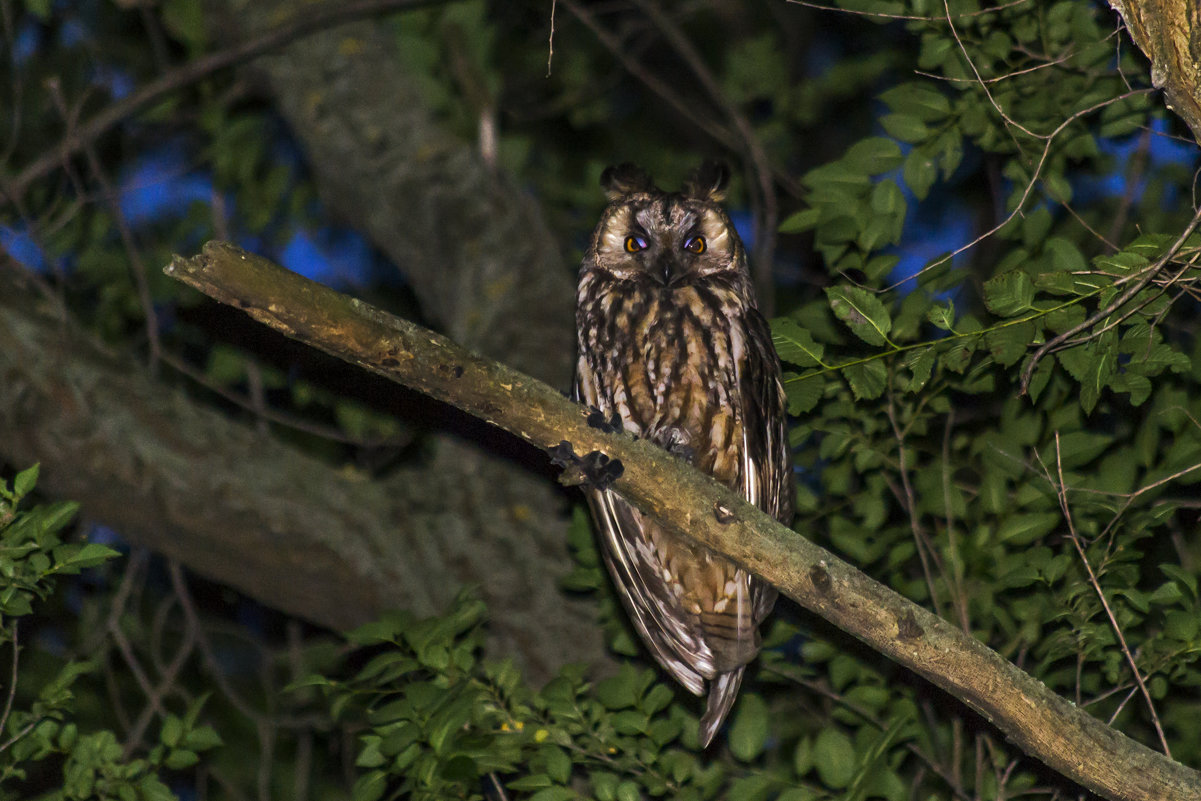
[[737, 309, 795, 619], [573, 364, 713, 696], [583, 489, 711, 696]]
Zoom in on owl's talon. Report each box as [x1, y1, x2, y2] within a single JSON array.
[[586, 408, 623, 434], [549, 441, 623, 490], [579, 450, 624, 490], [548, 440, 577, 468], [660, 427, 696, 464]]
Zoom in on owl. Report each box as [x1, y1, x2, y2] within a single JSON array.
[[574, 162, 794, 747]]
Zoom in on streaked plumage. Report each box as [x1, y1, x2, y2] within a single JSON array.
[[574, 162, 794, 747]]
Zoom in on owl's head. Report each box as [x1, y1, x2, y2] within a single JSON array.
[[584, 161, 748, 287]]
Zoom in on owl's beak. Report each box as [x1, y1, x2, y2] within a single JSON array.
[[654, 253, 682, 287]]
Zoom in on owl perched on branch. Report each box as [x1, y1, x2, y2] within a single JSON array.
[[575, 162, 794, 747]]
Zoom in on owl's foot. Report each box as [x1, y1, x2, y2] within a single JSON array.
[[659, 427, 696, 465], [585, 407, 624, 434], [549, 440, 624, 490]]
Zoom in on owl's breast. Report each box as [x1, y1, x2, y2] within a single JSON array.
[[579, 281, 747, 486]]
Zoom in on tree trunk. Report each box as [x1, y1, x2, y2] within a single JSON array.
[[1109, 0, 1201, 144]]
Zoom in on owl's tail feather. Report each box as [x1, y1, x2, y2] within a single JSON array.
[[699, 667, 745, 748]]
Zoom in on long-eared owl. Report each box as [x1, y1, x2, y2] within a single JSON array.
[[574, 162, 794, 747]]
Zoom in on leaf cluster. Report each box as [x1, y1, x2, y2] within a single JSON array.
[[0, 466, 221, 801]]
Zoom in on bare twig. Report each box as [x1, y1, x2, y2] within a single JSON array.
[[0, 622, 18, 741], [6, 0, 460, 202], [1019, 202, 1201, 392], [786, 0, 1031, 23], [884, 394, 947, 620], [46, 80, 163, 364], [1048, 432, 1171, 757], [629, 0, 781, 306]]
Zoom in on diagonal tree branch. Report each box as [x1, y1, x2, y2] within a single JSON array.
[[165, 240, 1201, 801]]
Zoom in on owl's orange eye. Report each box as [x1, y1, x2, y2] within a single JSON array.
[[625, 235, 648, 253], [683, 236, 706, 254]]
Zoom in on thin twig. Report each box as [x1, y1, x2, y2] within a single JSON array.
[[630, 0, 782, 306], [46, 80, 163, 364], [0, 622, 18, 740], [546, 0, 557, 77], [1019, 202, 1201, 392], [885, 394, 946, 620], [6, 0, 460, 202], [1050, 432, 1172, 758], [883, 88, 1155, 293], [786, 0, 1031, 23], [123, 587, 199, 757]]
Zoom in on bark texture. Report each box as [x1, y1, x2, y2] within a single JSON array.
[[1110, 0, 1201, 144], [166, 241, 1201, 801]]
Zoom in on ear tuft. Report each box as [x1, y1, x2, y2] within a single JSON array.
[[682, 160, 730, 202], [601, 163, 655, 201]]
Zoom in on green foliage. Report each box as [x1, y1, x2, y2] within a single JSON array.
[[304, 591, 722, 801], [0, 467, 221, 800], [762, 0, 1201, 796], [0, 465, 107, 628]]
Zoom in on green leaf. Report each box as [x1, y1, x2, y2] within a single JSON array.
[[183, 725, 222, 752], [56, 543, 120, 572], [880, 113, 931, 144], [779, 208, 821, 233], [982, 270, 1035, 316], [814, 728, 856, 789], [986, 321, 1032, 367], [162, 0, 207, 50], [870, 179, 905, 217], [642, 684, 674, 715], [1108, 371, 1152, 405], [25, 0, 52, 20], [784, 372, 824, 415], [528, 789, 577, 801], [772, 318, 826, 367], [845, 137, 903, 175], [508, 774, 554, 791], [13, 464, 39, 499], [728, 693, 768, 762], [596, 667, 638, 709], [996, 513, 1060, 545], [776, 790, 817, 801], [352, 770, 387, 801], [826, 286, 893, 346], [543, 745, 572, 784], [1045, 237, 1086, 272], [615, 781, 641, 801], [160, 715, 183, 748], [794, 736, 813, 776], [904, 347, 936, 392], [926, 299, 955, 330], [1057, 340, 1115, 414], [165, 748, 200, 770], [902, 148, 937, 200], [878, 82, 950, 121], [844, 360, 887, 400], [611, 709, 648, 734]]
